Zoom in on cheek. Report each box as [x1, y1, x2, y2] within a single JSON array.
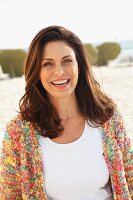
[[73, 65, 79, 77], [40, 71, 47, 88], [40, 69, 49, 82]]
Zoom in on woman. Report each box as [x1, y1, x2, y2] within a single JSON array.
[[0, 25, 133, 200]]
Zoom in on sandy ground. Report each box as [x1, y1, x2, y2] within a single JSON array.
[[0, 66, 133, 146]]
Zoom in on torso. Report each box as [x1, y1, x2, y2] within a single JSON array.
[[39, 120, 113, 200]]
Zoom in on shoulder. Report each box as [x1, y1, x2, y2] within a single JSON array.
[[102, 107, 128, 142], [103, 107, 125, 129], [103, 107, 133, 151], [6, 114, 32, 131], [5, 114, 35, 144]]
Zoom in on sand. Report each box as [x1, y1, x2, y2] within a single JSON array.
[[0, 66, 133, 145]]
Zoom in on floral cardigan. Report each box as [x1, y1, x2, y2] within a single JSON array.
[[0, 109, 133, 200]]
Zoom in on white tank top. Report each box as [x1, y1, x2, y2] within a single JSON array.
[[39, 121, 113, 200]]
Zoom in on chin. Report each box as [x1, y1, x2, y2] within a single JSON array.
[[49, 90, 75, 99]]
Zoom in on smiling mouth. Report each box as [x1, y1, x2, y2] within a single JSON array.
[[51, 79, 70, 86]]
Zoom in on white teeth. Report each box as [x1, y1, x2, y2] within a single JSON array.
[[52, 79, 69, 85]]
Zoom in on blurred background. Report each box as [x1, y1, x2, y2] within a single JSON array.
[[0, 0, 133, 145]]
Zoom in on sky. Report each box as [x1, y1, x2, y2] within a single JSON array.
[[0, 0, 133, 49]]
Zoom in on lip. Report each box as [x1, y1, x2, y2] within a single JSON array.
[[50, 79, 70, 85], [51, 78, 70, 82], [50, 78, 70, 89]]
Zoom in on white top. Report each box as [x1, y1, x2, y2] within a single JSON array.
[[39, 121, 113, 200]]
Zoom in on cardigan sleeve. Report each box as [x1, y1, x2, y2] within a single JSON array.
[[0, 128, 22, 199], [114, 110, 133, 198]]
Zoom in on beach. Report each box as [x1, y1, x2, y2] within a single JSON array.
[[0, 66, 133, 145]]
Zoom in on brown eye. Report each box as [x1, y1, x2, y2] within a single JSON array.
[[43, 62, 53, 67], [63, 59, 72, 63]]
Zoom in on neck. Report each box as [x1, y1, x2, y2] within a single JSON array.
[[49, 94, 80, 120]]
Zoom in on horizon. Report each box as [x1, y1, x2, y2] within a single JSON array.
[[0, 39, 133, 50]]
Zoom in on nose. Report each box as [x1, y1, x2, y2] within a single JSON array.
[[54, 65, 64, 76]]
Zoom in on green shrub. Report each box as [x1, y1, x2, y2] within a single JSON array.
[[84, 43, 98, 65], [0, 49, 27, 77], [96, 42, 121, 66]]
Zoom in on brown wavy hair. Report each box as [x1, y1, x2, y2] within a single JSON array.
[[19, 25, 116, 138]]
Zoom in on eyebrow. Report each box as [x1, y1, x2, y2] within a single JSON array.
[[41, 55, 72, 62]]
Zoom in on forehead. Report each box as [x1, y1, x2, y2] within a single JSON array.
[[42, 41, 75, 58]]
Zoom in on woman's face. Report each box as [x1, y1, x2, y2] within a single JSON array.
[[40, 41, 79, 100]]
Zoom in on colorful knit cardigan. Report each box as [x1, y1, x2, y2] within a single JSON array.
[[0, 109, 133, 200]]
